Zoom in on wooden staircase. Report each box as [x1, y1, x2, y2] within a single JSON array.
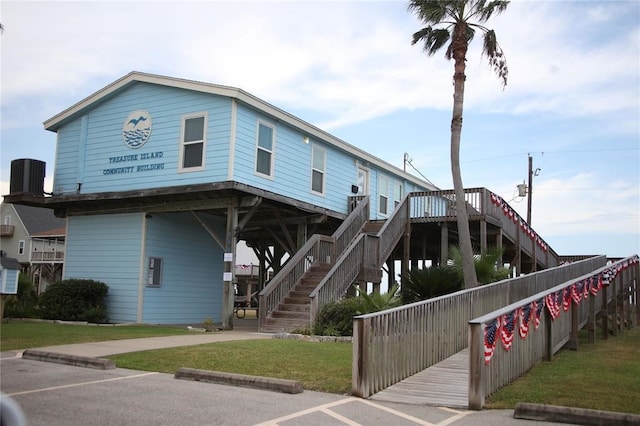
[[260, 264, 332, 332]]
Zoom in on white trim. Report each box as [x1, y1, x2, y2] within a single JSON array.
[[254, 120, 275, 179], [137, 213, 147, 323], [228, 99, 237, 180], [310, 144, 326, 196], [43, 71, 437, 191], [178, 111, 208, 172]]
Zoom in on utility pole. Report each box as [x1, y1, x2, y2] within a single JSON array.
[[527, 154, 533, 225]]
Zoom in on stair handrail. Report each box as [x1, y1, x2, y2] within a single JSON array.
[[333, 196, 370, 255], [376, 193, 410, 265], [258, 196, 370, 328], [309, 194, 409, 321], [258, 234, 335, 327]]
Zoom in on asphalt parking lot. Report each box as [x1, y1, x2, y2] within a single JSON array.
[[0, 351, 569, 426]]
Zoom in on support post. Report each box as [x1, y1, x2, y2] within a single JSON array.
[[544, 307, 553, 361], [601, 284, 609, 340], [352, 316, 370, 398], [222, 205, 238, 330], [468, 321, 485, 410], [587, 293, 596, 343]]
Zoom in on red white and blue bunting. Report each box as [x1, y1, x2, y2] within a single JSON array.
[[483, 254, 639, 365], [489, 192, 549, 252]]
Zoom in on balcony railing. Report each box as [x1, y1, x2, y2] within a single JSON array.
[[0, 225, 15, 237], [31, 251, 65, 262]]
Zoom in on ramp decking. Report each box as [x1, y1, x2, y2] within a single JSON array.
[[369, 349, 469, 408]]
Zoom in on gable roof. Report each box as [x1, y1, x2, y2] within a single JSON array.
[[44, 71, 438, 191], [12, 204, 66, 235], [0, 253, 22, 270]]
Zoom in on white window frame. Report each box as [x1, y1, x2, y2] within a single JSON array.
[[178, 112, 208, 172], [394, 181, 403, 208], [18, 240, 25, 255], [255, 120, 275, 178], [379, 175, 389, 216], [311, 144, 326, 195]]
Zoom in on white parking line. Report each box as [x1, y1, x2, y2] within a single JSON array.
[[254, 396, 470, 426], [7, 372, 158, 396]]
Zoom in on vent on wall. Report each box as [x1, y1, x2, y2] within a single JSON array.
[[10, 159, 46, 196]]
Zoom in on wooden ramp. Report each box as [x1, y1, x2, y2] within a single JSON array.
[[369, 349, 469, 408]]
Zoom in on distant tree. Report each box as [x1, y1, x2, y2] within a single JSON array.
[[408, 0, 509, 288]]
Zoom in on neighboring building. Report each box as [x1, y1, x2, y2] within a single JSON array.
[[0, 203, 66, 292], [4, 72, 437, 326]]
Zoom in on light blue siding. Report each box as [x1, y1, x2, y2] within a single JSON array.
[[53, 80, 434, 221], [1, 269, 19, 294], [142, 213, 224, 324], [64, 213, 144, 323], [54, 83, 232, 195]]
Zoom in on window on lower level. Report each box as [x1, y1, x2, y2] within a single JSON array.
[[180, 113, 207, 171], [147, 257, 163, 287]]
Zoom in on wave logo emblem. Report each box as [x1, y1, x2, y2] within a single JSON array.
[[123, 110, 152, 149]]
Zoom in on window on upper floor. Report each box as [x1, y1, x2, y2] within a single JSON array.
[[311, 145, 326, 195], [255, 121, 275, 177], [179, 113, 207, 171], [18, 240, 25, 255], [379, 175, 389, 216], [394, 181, 403, 208]]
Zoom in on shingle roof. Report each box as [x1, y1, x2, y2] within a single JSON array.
[[0, 253, 22, 270], [12, 204, 66, 235]]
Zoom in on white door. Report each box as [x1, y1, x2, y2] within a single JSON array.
[[356, 166, 369, 196]]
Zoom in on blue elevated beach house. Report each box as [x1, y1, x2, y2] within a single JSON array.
[[5, 72, 559, 331]]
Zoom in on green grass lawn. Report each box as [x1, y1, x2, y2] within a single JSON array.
[[486, 326, 640, 414], [109, 339, 353, 394], [0, 320, 191, 351]]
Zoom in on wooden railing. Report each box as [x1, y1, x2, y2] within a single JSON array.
[[468, 254, 639, 409], [352, 256, 607, 398], [31, 251, 65, 262], [409, 188, 558, 269], [258, 234, 335, 326], [309, 194, 411, 322], [377, 193, 410, 265], [258, 197, 370, 329]]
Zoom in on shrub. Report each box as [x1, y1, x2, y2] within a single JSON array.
[[3, 274, 39, 318], [401, 266, 462, 303], [39, 279, 109, 323], [312, 297, 362, 337]]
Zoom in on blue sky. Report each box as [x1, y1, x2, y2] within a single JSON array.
[[1, 0, 639, 259]]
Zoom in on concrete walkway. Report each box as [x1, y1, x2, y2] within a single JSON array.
[[31, 328, 271, 357]]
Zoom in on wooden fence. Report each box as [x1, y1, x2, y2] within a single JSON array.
[[468, 254, 639, 409], [352, 256, 607, 398]]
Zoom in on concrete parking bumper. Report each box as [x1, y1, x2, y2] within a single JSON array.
[[514, 402, 640, 425], [175, 367, 303, 394], [21, 349, 115, 370]]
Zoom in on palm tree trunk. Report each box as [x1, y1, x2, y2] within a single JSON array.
[[450, 26, 478, 289]]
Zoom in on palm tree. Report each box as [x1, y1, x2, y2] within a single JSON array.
[[408, 0, 509, 288]]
